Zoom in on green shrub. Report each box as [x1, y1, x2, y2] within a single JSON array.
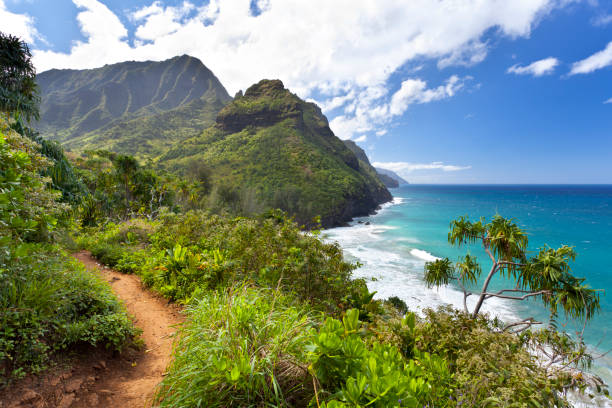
[[90, 242, 126, 267], [82, 211, 362, 311], [415, 306, 572, 407], [114, 249, 148, 274], [0, 118, 135, 383], [385, 296, 408, 315], [0, 244, 136, 382], [308, 309, 452, 407], [154, 286, 314, 407], [0, 119, 68, 243]]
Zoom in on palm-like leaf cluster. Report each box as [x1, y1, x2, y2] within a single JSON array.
[[0, 32, 39, 121], [424, 215, 600, 323]]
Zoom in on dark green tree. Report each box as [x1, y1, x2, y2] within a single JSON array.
[[0, 32, 39, 121], [113, 154, 139, 209], [1, 32, 86, 203]]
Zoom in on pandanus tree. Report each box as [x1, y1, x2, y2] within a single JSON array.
[[0, 32, 39, 122], [113, 154, 139, 210], [424, 215, 601, 330]]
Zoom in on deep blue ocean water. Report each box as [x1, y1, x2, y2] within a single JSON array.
[[324, 184, 612, 387]]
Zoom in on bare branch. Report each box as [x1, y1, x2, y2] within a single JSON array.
[[483, 289, 550, 301], [454, 275, 472, 313], [503, 317, 542, 332]]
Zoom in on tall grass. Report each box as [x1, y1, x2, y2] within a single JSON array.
[[154, 285, 315, 407]]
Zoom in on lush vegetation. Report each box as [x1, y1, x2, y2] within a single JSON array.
[[0, 118, 136, 383], [0, 31, 136, 385], [158, 79, 390, 227], [78, 208, 608, 406], [424, 215, 600, 322], [77, 211, 361, 309], [3, 31, 609, 406]]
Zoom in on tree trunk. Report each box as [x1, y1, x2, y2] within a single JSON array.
[[471, 262, 498, 318]]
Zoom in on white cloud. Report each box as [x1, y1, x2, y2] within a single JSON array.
[[319, 91, 355, 113], [389, 75, 464, 115], [373, 161, 472, 173], [507, 57, 559, 76], [131, 1, 195, 41], [3, 0, 569, 138], [0, 0, 41, 43], [354, 135, 367, 142], [604, 97, 612, 104], [438, 40, 488, 69], [570, 41, 612, 75], [328, 75, 467, 139], [592, 14, 612, 26]]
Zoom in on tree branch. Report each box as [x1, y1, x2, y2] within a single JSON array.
[[454, 276, 472, 313], [483, 289, 550, 301], [483, 235, 495, 263], [503, 317, 542, 332], [471, 261, 499, 318]]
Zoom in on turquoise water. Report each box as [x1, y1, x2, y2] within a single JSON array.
[[324, 184, 612, 388]]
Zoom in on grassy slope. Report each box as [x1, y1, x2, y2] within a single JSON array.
[[64, 92, 228, 160]]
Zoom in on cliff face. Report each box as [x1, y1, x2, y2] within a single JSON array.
[[375, 167, 409, 186], [376, 173, 399, 188], [160, 79, 391, 227], [36, 55, 231, 159]]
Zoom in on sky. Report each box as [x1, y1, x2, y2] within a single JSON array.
[[1, 0, 611, 183]]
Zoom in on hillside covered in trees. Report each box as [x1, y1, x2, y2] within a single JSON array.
[[35, 59, 391, 226], [36, 55, 231, 160], [158, 79, 391, 226]]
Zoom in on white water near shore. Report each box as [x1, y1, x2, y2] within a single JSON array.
[[324, 198, 519, 322], [323, 196, 612, 407]]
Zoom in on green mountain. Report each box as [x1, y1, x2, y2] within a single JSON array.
[[342, 139, 400, 188], [159, 79, 391, 226], [343, 139, 407, 188], [376, 172, 399, 188], [36, 55, 230, 159], [374, 167, 409, 186]]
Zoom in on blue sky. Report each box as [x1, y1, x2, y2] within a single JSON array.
[[1, 0, 611, 183]]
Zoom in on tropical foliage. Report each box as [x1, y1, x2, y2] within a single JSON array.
[[0, 36, 135, 385], [79, 210, 609, 406], [0, 32, 38, 121], [424, 215, 600, 322], [1, 32, 608, 406], [0, 120, 135, 383]]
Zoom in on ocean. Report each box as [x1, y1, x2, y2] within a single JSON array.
[[323, 184, 612, 401]]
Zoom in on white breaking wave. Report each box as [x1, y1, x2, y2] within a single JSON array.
[[410, 248, 440, 262], [323, 197, 519, 322]]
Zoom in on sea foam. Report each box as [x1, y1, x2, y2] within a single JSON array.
[[323, 197, 519, 322]]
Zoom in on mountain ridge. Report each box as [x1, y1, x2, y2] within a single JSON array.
[[375, 166, 409, 186], [36, 55, 231, 158]]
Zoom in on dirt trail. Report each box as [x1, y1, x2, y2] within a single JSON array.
[[70, 251, 183, 408]]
